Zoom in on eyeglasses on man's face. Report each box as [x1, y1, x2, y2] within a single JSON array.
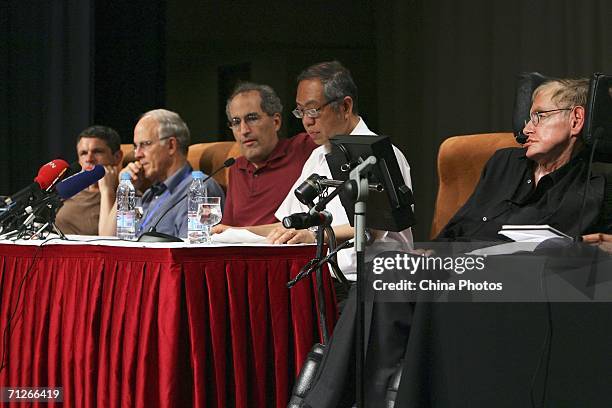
[[292, 96, 342, 119], [228, 112, 267, 129], [524, 108, 573, 127], [133, 136, 171, 152]]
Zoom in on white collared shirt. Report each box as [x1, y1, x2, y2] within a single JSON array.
[[275, 118, 414, 280]]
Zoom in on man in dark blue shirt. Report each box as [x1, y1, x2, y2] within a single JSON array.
[[100, 109, 224, 238]]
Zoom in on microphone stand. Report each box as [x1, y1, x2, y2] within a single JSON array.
[[314, 223, 330, 343], [286, 159, 379, 366], [15, 194, 66, 240], [351, 156, 377, 408]]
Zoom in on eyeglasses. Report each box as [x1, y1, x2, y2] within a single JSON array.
[[228, 113, 265, 129], [133, 136, 171, 152], [524, 108, 573, 127], [292, 97, 342, 119]]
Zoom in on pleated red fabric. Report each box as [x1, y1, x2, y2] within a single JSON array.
[[0, 243, 336, 407]]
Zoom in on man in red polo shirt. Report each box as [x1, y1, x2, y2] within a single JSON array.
[[217, 82, 316, 227]]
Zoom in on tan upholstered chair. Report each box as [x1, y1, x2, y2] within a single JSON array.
[[120, 141, 240, 191], [430, 133, 520, 238], [187, 141, 240, 191], [120, 143, 135, 166]]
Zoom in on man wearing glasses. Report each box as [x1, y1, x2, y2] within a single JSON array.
[[99, 109, 224, 238], [268, 61, 414, 282], [437, 77, 611, 240], [216, 82, 316, 227]]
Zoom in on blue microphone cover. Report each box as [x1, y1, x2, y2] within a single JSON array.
[[56, 165, 105, 199]]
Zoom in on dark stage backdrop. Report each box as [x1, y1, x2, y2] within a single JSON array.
[[1, 0, 93, 195], [2, 0, 611, 240]]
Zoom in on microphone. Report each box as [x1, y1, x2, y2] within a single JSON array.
[[55, 165, 106, 200], [0, 159, 73, 232], [4, 159, 70, 206], [282, 210, 333, 230], [201, 157, 235, 186], [11, 165, 105, 231], [48, 161, 82, 192], [294, 174, 325, 207], [137, 158, 235, 243]]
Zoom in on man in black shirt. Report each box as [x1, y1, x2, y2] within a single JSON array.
[[439, 77, 611, 241]]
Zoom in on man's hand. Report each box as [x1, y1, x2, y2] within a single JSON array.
[[98, 164, 120, 196], [266, 226, 315, 245], [120, 161, 146, 191], [582, 233, 612, 254], [211, 224, 231, 234]]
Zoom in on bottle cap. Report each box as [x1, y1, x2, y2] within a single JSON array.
[[120, 173, 131, 181], [192, 171, 205, 179]]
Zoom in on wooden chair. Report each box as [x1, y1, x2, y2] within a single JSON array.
[[430, 133, 520, 238]]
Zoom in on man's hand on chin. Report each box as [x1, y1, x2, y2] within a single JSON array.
[[266, 226, 315, 245]]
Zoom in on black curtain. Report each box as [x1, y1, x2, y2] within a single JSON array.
[[93, 0, 166, 144], [0, 0, 165, 197], [1, 0, 93, 195]]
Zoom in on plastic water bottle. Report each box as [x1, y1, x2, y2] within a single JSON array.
[[188, 171, 207, 244], [116, 173, 136, 240]]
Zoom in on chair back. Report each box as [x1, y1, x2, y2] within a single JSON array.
[[430, 133, 519, 238], [187, 141, 239, 191]]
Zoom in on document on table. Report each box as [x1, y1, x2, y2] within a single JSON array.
[[467, 225, 572, 256], [211, 228, 267, 244]]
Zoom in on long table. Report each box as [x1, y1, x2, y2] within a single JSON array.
[[0, 240, 337, 407]]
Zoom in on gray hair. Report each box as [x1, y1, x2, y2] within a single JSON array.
[[225, 82, 283, 120], [297, 60, 359, 114], [533, 78, 590, 109], [141, 109, 190, 155]]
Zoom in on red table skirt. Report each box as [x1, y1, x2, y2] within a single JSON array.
[[0, 244, 337, 407]]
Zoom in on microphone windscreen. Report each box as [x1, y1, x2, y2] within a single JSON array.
[[65, 162, 83, 178], [224, 157, 236, 167], [34, 159, 70, 189], [56, 165, 105, 199]]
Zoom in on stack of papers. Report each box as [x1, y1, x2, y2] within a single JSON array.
[[467, 225, 571, 256], [498, 225, 571, 243], [211, 228, 268, 244]]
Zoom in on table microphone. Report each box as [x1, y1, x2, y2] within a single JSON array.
[[283, 210, 333, 230], [55, 165, 106, 199], [0, 159, 74, 230], [4, 159, 70, 206], [16, 165, 106, 228], [137, 158, 235, 243]]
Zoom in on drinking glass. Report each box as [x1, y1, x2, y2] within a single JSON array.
[[197, 197, 221, 244]]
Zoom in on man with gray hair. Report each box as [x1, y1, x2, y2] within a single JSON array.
[[215, 82, 316, 227], [100, 109, 224, 238]]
